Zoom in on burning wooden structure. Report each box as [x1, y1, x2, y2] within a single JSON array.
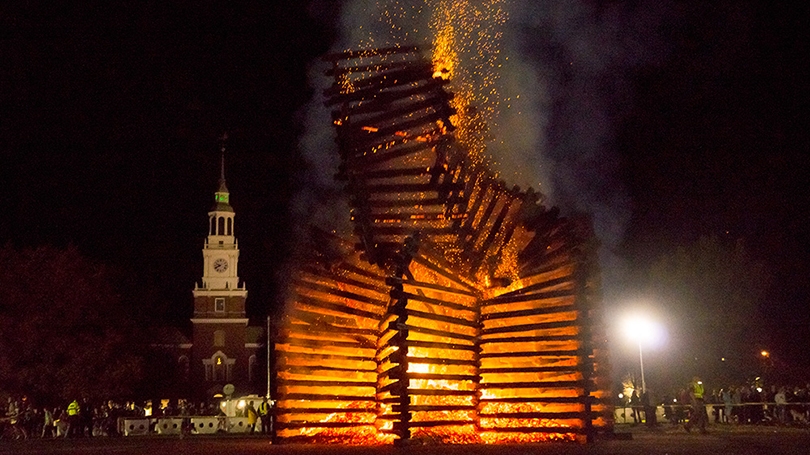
[[274, 47, 611, 444]]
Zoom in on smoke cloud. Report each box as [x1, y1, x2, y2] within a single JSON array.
[[496, 1, 670, 293], [297, 0, 671, 294], [495, 2, 670, 267], [292, 59, 348, 234]]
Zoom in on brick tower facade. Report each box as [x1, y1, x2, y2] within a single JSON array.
[[190, 151, 259, 398]]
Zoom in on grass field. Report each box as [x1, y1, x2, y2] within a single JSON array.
[[1, 424, 809, 455]]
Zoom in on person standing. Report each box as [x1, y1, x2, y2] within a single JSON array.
[[642, 389, 658, 427], [179, 400, 191, 438], [258, 398, 270, 434], [66, 399, 80, 438], [80, 399, 93, 437], [630, 389, 642, 424], [41, 408, 55, 438], [732, 387, 743, 423], [774, 387, 788, 424], [246, 401, 258, 434], [722, 388, 732, 423], [685, 377, 708, 433]]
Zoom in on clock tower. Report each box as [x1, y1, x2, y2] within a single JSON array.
[[190, 147, 253, 395]]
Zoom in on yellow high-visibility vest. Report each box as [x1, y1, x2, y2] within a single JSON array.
[[693, 382, 705, 399]]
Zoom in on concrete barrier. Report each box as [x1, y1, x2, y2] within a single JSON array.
[[227, 417, 252, 433], [191, 416, 221, 434], [614, 406, 666, 423], [122, 418, 150, 436], [156, 418, 183, 435]]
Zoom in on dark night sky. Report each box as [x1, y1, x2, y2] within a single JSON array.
[[617, 2, 809, 375], [1, 2, 808, 379]]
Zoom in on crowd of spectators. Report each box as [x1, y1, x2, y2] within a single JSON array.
[[700, 384, 810, 425], [624, 382, 810, 428], [1, 396, 225, 440]]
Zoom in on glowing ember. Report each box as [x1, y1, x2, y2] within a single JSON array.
[[273, 2, 610, 445]]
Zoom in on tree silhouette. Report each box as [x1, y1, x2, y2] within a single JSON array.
[[0, 244, 144, 404]]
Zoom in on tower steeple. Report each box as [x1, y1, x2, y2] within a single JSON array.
[[190, 135, 251, 392], [213, 134, 232, 210], [195, 133, 244, 292]]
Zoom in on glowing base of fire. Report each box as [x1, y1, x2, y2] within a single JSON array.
[[279, 425, 578, 445], [277, 403, 584, 445], [279, 426, 395, 445]]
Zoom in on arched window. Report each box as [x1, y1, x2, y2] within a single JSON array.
[[213, 330, 225, 347], [227, 217, 233, 235], [213, 355, 225, 381], [249, 355, 257, 383], [178, 355, 190, 380], [204, 351, 234, 382], [210, 216, 216, 235], [217, 217, 225, 235]]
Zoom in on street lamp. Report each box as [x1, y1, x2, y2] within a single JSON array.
[[759, 350, 773, 383], [622, 314, 662, 394]]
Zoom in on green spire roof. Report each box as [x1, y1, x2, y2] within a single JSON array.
[[212, 139, 233, 212]]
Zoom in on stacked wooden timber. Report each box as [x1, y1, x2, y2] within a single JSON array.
[[274, 232, 387, 443], [326, 47, 467, 266], [477, 216, 604, 442], [377, 239, 481, 442], [272, 48, 611, 445]]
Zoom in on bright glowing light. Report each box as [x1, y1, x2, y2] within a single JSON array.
[[621, 313, 665, 394], [617, 393, 624, 399], [761, 350, 769, 357], [238, 400, 246, 409], [756, 387, 763, 393], [622, 314, 664, 347]]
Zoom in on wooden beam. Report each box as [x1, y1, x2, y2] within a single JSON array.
[[481, 320, 579, 335], [480, 303, 576, 320], [481, 289, 577, 306]]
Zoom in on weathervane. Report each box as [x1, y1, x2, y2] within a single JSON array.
[[218, 132, 228, 183]]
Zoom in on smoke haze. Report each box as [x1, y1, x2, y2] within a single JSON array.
[[298, 0, 671, 292]]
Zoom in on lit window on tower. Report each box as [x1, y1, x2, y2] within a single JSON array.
[[178, 355, 189, 380], [214, 356, 224, 381]]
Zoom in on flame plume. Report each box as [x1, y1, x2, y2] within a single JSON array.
[[273, 43, 611, 444]]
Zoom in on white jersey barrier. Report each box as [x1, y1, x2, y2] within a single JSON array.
[[191, 416, 221, 434], [615, 405, 666, 423], [121, 415, 265, 435], [156, 418, 183, 435], [122, 418, 150, 436], [227, 417, 251, 433]]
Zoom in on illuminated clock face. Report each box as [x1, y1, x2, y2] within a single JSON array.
[[213, 258, 229, 273]]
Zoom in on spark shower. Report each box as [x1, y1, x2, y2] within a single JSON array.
[[273, 1, 611, 444]]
